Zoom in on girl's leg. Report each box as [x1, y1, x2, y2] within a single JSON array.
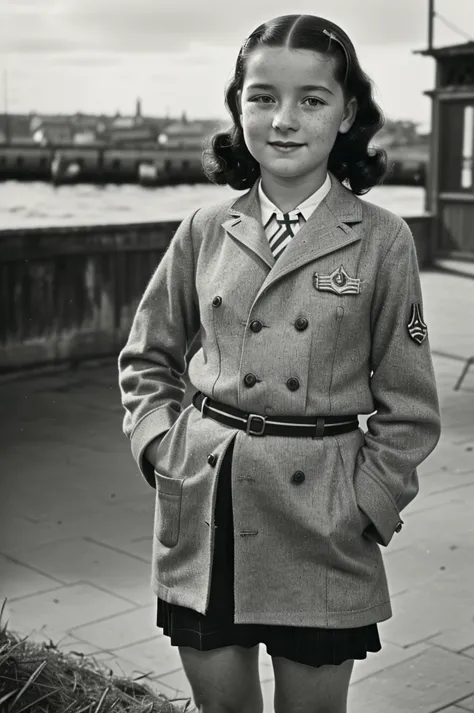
[[271, 656, 354, 713], [179, 644, 263, 713]]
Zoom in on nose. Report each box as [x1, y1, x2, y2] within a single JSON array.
[[271, 102, 300, 132]]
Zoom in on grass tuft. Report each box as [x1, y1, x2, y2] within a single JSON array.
[[0, 599, 194, 712]]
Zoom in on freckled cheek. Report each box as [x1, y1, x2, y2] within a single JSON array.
[[242, 113, 268, 143]]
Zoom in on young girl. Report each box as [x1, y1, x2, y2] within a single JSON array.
[[118, 14, 441, 713]]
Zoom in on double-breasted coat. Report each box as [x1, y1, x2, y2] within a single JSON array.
[[118, 173, 441, 629]]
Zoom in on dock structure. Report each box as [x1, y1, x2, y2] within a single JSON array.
[[417, 40, 474, 260]]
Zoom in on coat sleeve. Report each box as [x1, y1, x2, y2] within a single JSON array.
[[118, 209, 200, 487], [353, 219, 441, 546]]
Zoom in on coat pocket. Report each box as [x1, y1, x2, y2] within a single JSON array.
[[154, 471, 184, 547], [336, 429, 368, 535]]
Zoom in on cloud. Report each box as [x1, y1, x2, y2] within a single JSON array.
[[0, 0, 473, 54], [0, 0, 424, 54]]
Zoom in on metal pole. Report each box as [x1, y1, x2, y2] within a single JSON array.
[[428, 0, 435, 50], [454, 357, 474, 392], [3, 68, 10, 144]]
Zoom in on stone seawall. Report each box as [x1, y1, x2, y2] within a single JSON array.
[[0, 214, 434, 372]]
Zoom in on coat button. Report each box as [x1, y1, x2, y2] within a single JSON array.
[[395, 521, 403, 533], [244, 372, 257, 387], [212, 296, 222, 307], [291, 470, 305, 484], [207, 453, 217, 467], [250, 320, 263, 333], [286, 377, 300, 391], [295, 317, 308, 331]]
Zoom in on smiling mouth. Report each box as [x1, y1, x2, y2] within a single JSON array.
[[269, 142, 304, 147]]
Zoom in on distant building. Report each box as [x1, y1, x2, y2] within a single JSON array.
[[159, 117, 221, 148], [0, 113, 34, 143], [32, 116, 74, 145], [0, 104, 221, 148], [99, 98, 166, 144], [105, 125, 157, 144], [73, 130, 99, 145]]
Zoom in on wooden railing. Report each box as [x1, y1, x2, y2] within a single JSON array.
[[0, 214, 435, 372]]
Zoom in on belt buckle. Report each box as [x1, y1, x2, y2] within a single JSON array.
[[246, 413, 266, 436], [200, 396, 210, 418]]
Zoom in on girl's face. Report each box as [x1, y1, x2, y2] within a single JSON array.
[[237, 46, 357, 189]]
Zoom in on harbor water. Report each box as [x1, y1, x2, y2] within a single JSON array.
[[0, 181, 426, 231]]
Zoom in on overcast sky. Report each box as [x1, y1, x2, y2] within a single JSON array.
[[0, 0, 473, 130]]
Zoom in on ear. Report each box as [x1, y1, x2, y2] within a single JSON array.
[[338, 96, 357, 135]]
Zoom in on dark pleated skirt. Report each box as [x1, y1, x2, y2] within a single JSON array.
[[157, 439, 382, 668]]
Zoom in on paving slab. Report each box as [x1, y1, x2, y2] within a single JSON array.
[[71, 604, 157, 650], [352, 642, 430, 684], [2, 583, 134, 640], [0, 553, 62, 600], [457, 695, 474, 712], [94, 653, 181, 701], [383, 543, 474, 597], [7, 537, 153, 606], [349, 647, 474, 713], [112, 636, 184, 678], [430, 625, 474, 654], [380, 582, 474, 648]]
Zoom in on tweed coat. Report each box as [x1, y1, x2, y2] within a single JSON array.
[[118, 173, 441, 628]]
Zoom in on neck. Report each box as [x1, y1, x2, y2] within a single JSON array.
[[260, 167, 328, 213]]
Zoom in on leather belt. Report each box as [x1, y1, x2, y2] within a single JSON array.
[[192, 391, 359, 438]]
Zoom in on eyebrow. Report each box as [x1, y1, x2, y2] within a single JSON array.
[[246, 82, 334, 95]]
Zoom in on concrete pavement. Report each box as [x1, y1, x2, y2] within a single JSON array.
[[1, 267, 473, 713]]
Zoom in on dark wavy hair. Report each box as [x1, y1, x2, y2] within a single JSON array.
[[202, 14, 387, 195]]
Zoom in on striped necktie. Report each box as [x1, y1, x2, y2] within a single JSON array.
[[265, 211, 305, 260]]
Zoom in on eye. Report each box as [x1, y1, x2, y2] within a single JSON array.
[[249, 95, 274, 104], [303, 97, 325, 107]]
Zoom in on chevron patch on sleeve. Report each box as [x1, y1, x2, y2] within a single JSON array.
[[407, 303, 428, 344]]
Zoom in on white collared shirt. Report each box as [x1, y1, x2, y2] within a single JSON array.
[[258, 174, 332, 241]]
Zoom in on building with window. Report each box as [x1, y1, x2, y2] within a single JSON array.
[[417, 40, 474, 258]]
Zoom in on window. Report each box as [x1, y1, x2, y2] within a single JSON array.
[[441, 58, 474, 88], [440, 102, 474, 193]]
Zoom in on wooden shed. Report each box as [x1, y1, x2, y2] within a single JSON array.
[[417, 41, 474, 259]]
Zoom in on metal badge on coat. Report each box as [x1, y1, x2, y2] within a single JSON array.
[[407, 303, 428, 344], [313, 265, 361, 295]]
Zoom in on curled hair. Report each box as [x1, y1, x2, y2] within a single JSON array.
[[202, 14, 387, 195]]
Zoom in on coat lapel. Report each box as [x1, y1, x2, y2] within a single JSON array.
[[221, 182, 274, 269], [221, 173, 364, 287]]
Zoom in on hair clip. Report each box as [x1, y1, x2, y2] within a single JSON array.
[[322, 28, 350, 84], [323, 29, 336, 41]]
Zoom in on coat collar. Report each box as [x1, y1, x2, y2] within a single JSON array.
[[221, 172, 364, 285]]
